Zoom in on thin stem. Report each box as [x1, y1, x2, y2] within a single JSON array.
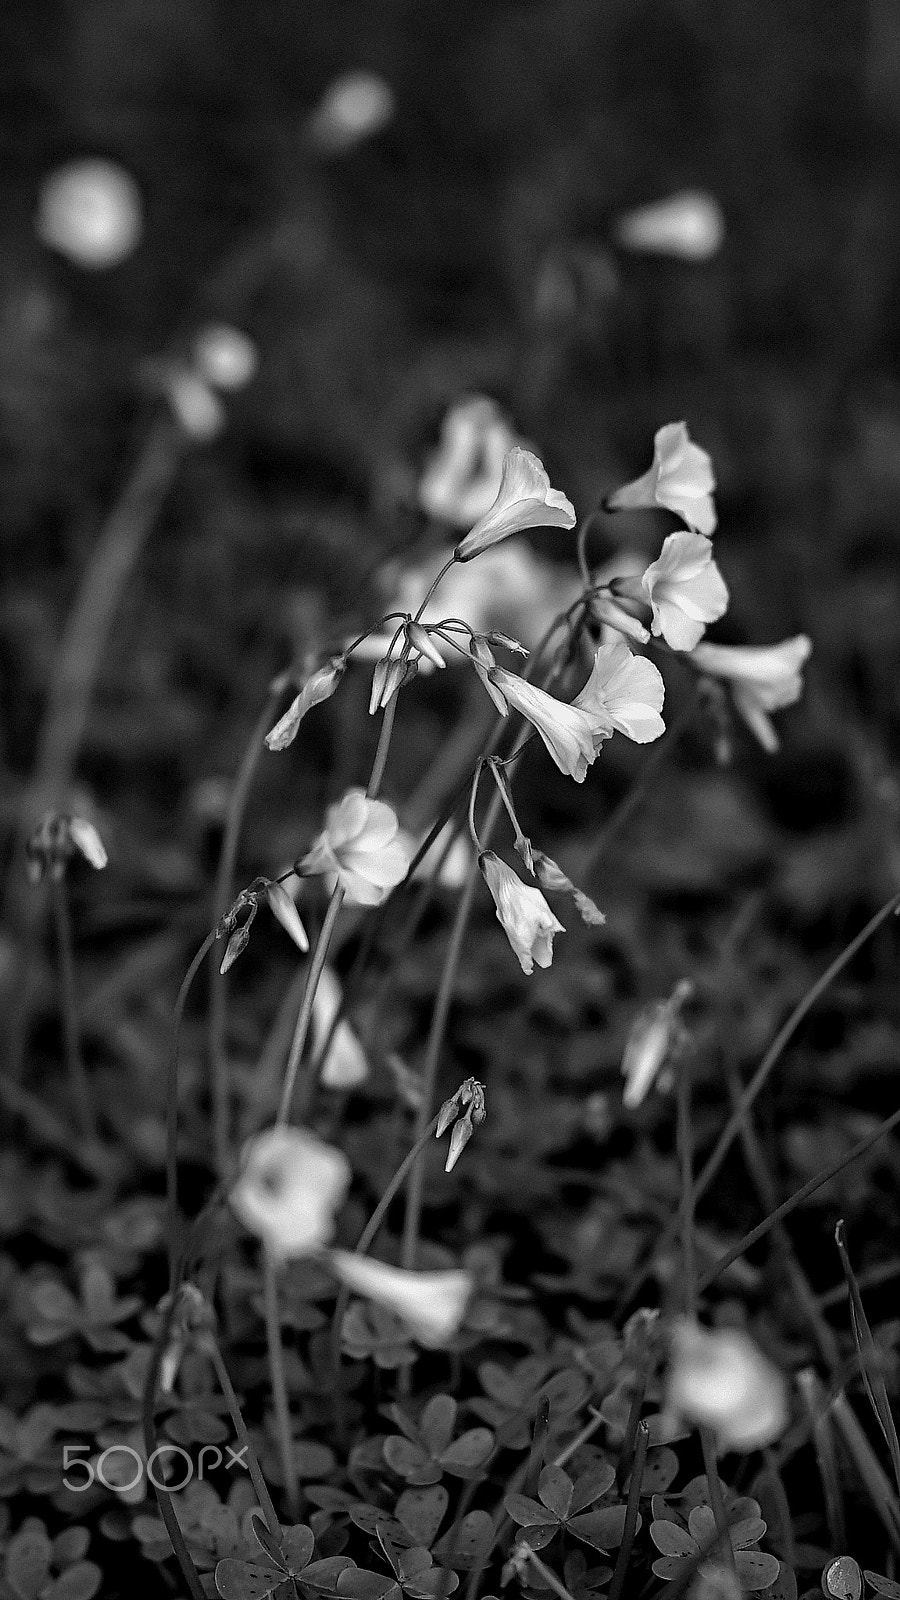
[[208, 685, 283, 1178], [51, 877, 96, 1142], [676, 1050, 696, 1316], [700, 1429, 736, 1580], [204, 1325, 284, 1538], [525, 1550, 578, 1600], [413, 557, 458, 622], [142, 1290, 207, 1600], [607, 1421, 649, 1600], [167, 930, 219, 1289], [263, 1252, 299, 1523]]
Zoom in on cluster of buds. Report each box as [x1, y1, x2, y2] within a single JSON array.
[[26, 812, 107, 884], [217, 875, 309, 974], [436, 1077, 486, 1173]]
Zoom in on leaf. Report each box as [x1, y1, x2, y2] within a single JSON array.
[[537, 1466, 573, 1521], [251, 1517, 287, 1571], [280, 1526, 316, 1574], [439, 1430, 493, 1474], [652, 1556, 689, 1580], [822, 1558, 863, 1600], [301, 1558, 358, 1591], [729, 1518, 767, 1550], [761, 1561, 798, 1600], [420, 1397, 457, 1455], [336, 1570, 402, 1600], [384, 1437, 440, 1485], [51, 1530, 90, 1567], [42, 1567, 102, 1600], [505, 1496, 553, 1528], [395, 1487, 449, 1548], [215, 1559, 291, 1600], [836, 1223, 900, 1499], [569, 1463, 616, 1514], [865, 1575, 900, 1600], [396, 1548, 434, 1580], [567, 1505, 634, 1552], [637, 1447, 679, 1496], [650, 1522, 697, 1558], [432, 1512, 494, 1571], [403, 1570, 459, 1599], [348, 1507, 406, 1542], [5, 1527, 52, 1600], [731, 1550, 781, 1591]]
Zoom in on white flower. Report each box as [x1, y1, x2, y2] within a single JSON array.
[[67, 817, 108, 870], [330, 1251, 473, 1345], [573, 638, 666, 744], [192, 325, 259, 392], [230, 1127, 351, 1261], [36, 158, 143, 269], [487, 668, 604, 783], [479, 850, 565, 974], [307, 71, 395, 154], [621, 979, 692, 1108], [690, 636, 812, 753], [420, 396, 521, 529], [614, 190, 725, 262], [163, 368, 226, 442], [266, 658, 345, 750], [455, 447, 576, 561], [606, 422, 717, 537], [313, 966, 369, 1089], [298, 789, 411, 906], [641, 530, 729, 651], [665, 1320, 788, 1453]]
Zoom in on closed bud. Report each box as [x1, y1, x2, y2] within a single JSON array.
[[406, 621, 446, 669], [220, 917, 253, 974], [487, 630, 529, 656], [588, 591, 651, 646], [470, 637, 509, 716], [265, 882, 309, 953], [369, 655, 417, 715], [445, 1112, 474, 1173], [68, 817, 108, 870]]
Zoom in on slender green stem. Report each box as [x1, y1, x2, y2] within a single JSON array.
[[167, 931, 219, 1289], [676, 1050, 696, 1316], [700, 1428, 736, 1579], [204, 1323, 284, 1538], [262, 1252, 299, 1523], [142, 1290, 207, 1600], [51, 877, 96, 1142], [607, 1421, 649, 1600], [525, 1550, 578, 1600], [209, 686, 282, 1178]]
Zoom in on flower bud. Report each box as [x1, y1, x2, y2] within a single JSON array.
[[265, 882, 309, 953], [68, 817, 108, 870], [369, 655, 417, 715], [406, 621, 447, 670]]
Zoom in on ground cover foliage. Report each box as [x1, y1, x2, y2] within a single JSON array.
[[3, 4, 900, 1599]]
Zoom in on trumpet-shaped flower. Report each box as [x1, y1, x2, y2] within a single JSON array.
[[420, 396, 521, 529], [330, 1251, 473, 1346], [641, 530, 729, 651], [313, 966, 369, 1089], [298, 789, 411, 906], [266, 658, 346, 750], [487, 668, 605, 782], [665, 1319, 788, 1453], [614, 190, 725, 262], [606, 422, 717, 537], [455, 447, 576, 562], [690, 636, 812, 753], [479, 851, 565, 974], [230, 1127, 350, 1262], [573, 638, 666, 744]]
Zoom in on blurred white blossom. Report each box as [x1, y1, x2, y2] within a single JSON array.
[[330, 1251, 473, 1345], [690, 636, 812, 753], [614, 190, 725, 262], [307, 71, 395, 153], [420, 396, 521, 529], [36, 158, 142, 269], [313, 966, 369, 1090], [230, 1127, 350, 1261], [192, 324, 259, 392], [665, 1319, 788, 1452]]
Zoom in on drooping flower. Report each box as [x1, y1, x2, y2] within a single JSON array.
[[330, 1251, 473, 1345], [664, 1319, 788, 1452], [528, 850, 605, 928], [641, 530, 729, 651], [479, 851, 565, 974], [486, 669, 604, 782], [613, 190, 725, 262], [313, 966, 369, 1090], [573, 638, 666, 744], [606, 422, 717, 537], [297, 789, 412, 906], [266, 658, 345, 750], [36, 158, 143, 269], [307, 71, 395, 154], [455, 447, 576, 562], [621, 979, 692, 1108], [420, 396, 521, 529], [230, 1127, 351, 1261], [690, 636, 812, 753]]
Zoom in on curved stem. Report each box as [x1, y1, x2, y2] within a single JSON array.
[[262, 1252, 299, 1523], [142, 1291, 207, 1600], [204, 1324, 283, 1537], [208, 685, 283, 1178], [167, 930, 219, 1289], [607, 1421, 649, 1600], [51, 877, 96, 1142]]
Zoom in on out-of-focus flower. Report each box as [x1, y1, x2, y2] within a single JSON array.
[[664, 1319, 788, 1452], [606, 422, 717, 538], [313, 966, 369, 1090], [330, 1251, 473, 1345], [192, 324, 259, 392], [621, 979, 692, 1108], [487, 669, 604, 782], [306, 71, 395, 154], [573, 638, 666, 744], [409, 820, 474, 890], [298, 789, 411, 906], [456, 447, 576, 561], [690, 636, 812, 754], [266, 658, 345, 750], [641, 530, 729, 651], [230, 1127, 351, 1261], [163, 368, 225, 442], [420, 396, 521, 529], [479, 850, 565, 974], [436, 1077, 486, 1173], [26, 813, 107, 883], [529, 850, 605, 927], [613, 190, 725, 262], [36, 158, 143, 269]]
